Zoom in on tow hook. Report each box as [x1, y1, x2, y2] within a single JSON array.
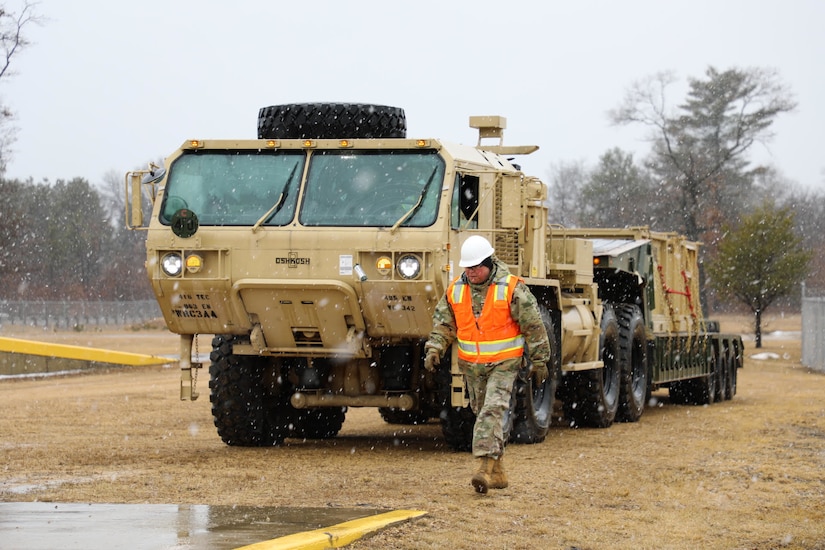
[[180, 334, 203, 401]]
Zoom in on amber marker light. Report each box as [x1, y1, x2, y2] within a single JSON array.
[[189, 140, 203, 148], [593, 257, 601, 266], [376, 256, 393, 276], [302, 139, 316, 148], [266, 140, 279, 148], [185, 254, 203, 273], [416, 139, 430, 147], [339, 139, 353, 148]]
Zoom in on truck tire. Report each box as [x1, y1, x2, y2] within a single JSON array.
[[722, 356, 736, 400], [729, 353, 739, 398], [441, 405, 475, 452], [616, 304, 648, 422], [257, 103, 407, 139], [562, 304, 621, 428], [291, 408, 346, 439], [379, 407, 431, 425], [510, 305, 557, 444], [436, 355, 474, 452], [714, 349, 728, 403], [208, 335, 291, 446]]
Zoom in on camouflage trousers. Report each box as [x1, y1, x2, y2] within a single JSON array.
[[461, 357, 521, 459]]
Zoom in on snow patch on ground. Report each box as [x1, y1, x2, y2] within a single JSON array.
[[750, 352, 781, 361]]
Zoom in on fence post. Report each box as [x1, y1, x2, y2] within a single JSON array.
[[801, 284, 825, 373]]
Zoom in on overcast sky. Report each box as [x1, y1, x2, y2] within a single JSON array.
[[3, 0, 824, 191]]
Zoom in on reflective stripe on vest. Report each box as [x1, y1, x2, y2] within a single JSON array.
[[447, 273, 525, 363]]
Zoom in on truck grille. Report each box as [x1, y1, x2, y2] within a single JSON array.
[[495, 179, 520, 265]]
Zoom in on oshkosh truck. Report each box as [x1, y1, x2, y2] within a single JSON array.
[[125, 103, 743, 450]]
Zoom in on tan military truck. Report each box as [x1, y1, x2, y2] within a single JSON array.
[[126, 103, 743, 450]]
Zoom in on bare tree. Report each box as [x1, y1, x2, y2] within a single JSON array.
[[546, 160, 587, 228], [0, 1, 42, 173], [609, 67, 796, 243]]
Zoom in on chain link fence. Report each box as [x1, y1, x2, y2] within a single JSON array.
[[802, 284, 825, 373], [0, 301, 162, 328]]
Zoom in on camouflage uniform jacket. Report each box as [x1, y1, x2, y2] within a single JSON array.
[[425, 258, 551, 367]]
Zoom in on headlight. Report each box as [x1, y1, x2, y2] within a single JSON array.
[[161, 253, 183, 277], [397, 254, 421, 279]]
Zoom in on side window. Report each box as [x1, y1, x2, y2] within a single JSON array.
[[451, 173, 479, 229]]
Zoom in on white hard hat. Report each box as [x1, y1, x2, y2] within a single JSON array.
[[459, 235, 495, 267]]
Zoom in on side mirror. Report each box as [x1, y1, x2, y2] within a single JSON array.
[[142, 167, 166, 185], [125, 165, 166, 230]]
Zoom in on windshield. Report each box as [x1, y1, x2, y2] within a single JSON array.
[[299, 150, 444, 227], [160, 150, 303, 226]]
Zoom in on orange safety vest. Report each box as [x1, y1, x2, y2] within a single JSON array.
[[447, 272, 525, 363]]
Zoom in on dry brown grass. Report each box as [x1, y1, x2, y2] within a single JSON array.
[[1, 315, 824, 549]]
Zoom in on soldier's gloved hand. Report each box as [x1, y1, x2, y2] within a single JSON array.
[[424, 349, 440, 372], [530, 362, 548, 386]]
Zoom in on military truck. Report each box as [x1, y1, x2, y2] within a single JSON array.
[[125, 103, 743, 450]]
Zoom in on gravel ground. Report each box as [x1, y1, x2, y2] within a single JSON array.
[[1, 315, 824, 549]]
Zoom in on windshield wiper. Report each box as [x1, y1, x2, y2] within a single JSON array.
[[252, 161, 300, 233], [390, 165, 439, 234]]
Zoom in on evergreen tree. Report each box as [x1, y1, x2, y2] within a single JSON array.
[[708, 202, 811, 347]]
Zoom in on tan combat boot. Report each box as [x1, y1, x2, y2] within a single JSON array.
[[490, 456, 508, 489], [471, 457, 495, 494]]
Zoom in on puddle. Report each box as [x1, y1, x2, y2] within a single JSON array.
[[0, 502, 386, 549]]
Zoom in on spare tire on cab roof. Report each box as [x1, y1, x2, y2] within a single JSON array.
[[257, 103, 406, 140]]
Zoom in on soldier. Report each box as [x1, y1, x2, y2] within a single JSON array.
[[424, 235, 551, 494]]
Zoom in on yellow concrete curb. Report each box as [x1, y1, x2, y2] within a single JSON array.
[[0, 337, 175, 366], [235, 509, 427, 550]]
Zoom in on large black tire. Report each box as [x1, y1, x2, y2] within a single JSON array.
[[436, 355, 474, 452], [562, 304, 621, 428], [257, 103, 406, 139], [714, 348, 728, 403], [208, 335, 292, 446], [510, 305, 558, 444], [291, 408, 346, 439], [616, 304, 648, 422], [724, 352, 737, 400], [440, 405, 475, 452], [378, 407, 431, 425]]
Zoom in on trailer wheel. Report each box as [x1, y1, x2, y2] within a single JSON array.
[[667, 381, 689, 405], [563, 304, 621, 428], [616, 304, 647, 422], [715, 351, 729, 402], [724, 354, 736, 400], [257, 103, 407, 139], [511, 305, 557, 443], [292, 408, 346, 439], [669, 343, 717, 405], [209, 335, 291, 446]]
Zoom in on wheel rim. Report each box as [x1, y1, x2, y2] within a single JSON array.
[[602, 328, 620, 409]]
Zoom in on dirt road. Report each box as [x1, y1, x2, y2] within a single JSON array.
[[1, 317, 823, 549]]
